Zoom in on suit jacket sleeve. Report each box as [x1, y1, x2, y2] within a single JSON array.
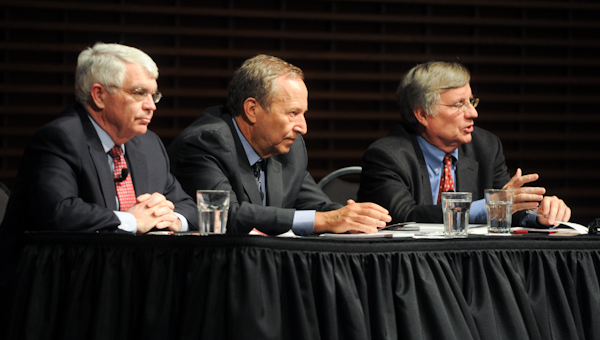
[[359, 125, 514, 224], [141, 134, 199, 231], [168, 108, 341, 235], [4, 122, 122, 232], [168, 124, 292, 234], [358, 135, 440, 223]]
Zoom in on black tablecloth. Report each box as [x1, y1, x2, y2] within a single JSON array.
[[2, 233, 600, 340]]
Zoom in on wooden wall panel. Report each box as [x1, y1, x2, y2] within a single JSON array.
[[1, 0, 599, 224]]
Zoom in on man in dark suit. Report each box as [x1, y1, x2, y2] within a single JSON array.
[[358, 61, 570, 227], [168, 54, 390, 235], [1, 42, 197, 233]]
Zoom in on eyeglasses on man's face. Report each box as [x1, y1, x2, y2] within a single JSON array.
[[106, 85, 162, 104], [438, 98, 479, 113]]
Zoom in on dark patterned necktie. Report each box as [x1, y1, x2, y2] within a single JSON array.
[[252, 160, 265, 204]]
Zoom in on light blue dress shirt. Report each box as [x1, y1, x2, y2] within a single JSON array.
[[88, 116, 188, 233], [416, 136, 487, 223], [232, 118, 314, 235]]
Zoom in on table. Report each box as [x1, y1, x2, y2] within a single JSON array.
[[2, 232, 600, 340]]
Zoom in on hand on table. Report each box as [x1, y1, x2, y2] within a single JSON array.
[[314, 199, 391, 234], [502, 169, 571, 227], [127, 192, 182, 233], [534, 196, 571, 227]]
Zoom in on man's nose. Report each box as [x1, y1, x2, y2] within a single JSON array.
[[294, 114, 308, 135], [465, 104, 478, 119], [142, 94, 157, 111]]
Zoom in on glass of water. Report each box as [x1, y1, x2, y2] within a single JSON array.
[[484, 189, 514, 233], [441, 192, 472, 238], [197, 190, 230, 235]]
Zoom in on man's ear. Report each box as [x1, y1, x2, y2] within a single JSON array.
[[90, 83, 107, 110], [242, 97, 259, 124], [414, 107, 428, 128]]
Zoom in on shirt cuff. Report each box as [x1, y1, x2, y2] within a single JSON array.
[[114, 211, 189, 233], [114, 211, 137, 233], [292, 210, 315, 236], [469, 199, 487, 224], [519, 212, 552, 228], [174, 212, 189, 232]]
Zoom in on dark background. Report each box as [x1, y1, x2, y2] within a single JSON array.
[[1, 0, 599, 225]]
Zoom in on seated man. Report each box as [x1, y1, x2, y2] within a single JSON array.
[[168, 54, 391, 235], [358, 61, 570, 227], [1, 42, 197, 234]]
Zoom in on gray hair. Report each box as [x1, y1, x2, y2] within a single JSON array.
[[75, 42, 158, 104], [226, 54, 304, 116], [396, 61, 470, 131]]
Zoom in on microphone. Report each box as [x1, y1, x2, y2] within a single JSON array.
[[115, 168, 129, 183]]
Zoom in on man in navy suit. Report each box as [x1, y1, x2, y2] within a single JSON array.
[[1, 42, 197, 233], [168, 55, 390, 235], [358, 61, 570, 227]]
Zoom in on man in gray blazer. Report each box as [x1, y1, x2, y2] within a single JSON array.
[[1, 42, 197, 234], [358, 61, 570, 227], [168, 55, 390, 235]]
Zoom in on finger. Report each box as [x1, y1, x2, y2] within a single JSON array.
[[513, 193, 544, 203], [355, 213, 389, 229], [545, 198, 570, 225], [514, 173, 540, 187], [508, 174, 540, 190], [346, 199, 356, 205], [153, 222, 170, 230], [344, 222, 378, 234], [353, 206, 392, 223], [152, 207, 175, 217], [502, 168, 522, 189], [338, 210, 387, 230], [512, 202, 539, 212], [514, 187, 546, 195], [353, 202, 391, 216], [561, 206, 572, 223], [145, 192, 167, 208], [136, 193, 152, 203]]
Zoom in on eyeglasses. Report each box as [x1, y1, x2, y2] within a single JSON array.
[[106, 85, 162, 104], [439, 98, 479, 113]]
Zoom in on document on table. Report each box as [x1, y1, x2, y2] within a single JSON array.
[[320, 223, 432, 239]]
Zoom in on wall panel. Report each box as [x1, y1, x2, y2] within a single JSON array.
[[1, 0, 599, 224]]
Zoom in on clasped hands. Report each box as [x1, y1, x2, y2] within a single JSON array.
[[127, 192, 182, 233], [502, 168, 571, 226], [314, 199, 391, 234]]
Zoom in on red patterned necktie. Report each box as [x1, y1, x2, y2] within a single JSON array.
[[108, 145, 137, 211], [437, 154, 455, 204]]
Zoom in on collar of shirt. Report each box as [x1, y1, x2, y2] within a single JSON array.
[[416, 135, 459, 204], [232, 117, 262, 167], [87, 115, 125, 155]]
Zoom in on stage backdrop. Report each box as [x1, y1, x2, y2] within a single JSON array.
[[1, 0, 599, 224]]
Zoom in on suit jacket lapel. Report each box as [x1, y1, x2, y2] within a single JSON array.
[[124, 138, 148, 196], [456, 148, 479, 194], [411, 134, 434, 204], [77, 105, 117, 210], [265, 158, 283, 207], [225, 115, 264, 205]]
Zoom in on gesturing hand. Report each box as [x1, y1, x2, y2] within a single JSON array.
[[502, 168, 545, 212]]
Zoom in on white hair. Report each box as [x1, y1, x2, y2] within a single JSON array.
[[75, 42, 158, 104]]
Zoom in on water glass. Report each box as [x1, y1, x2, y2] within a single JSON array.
[[197, 190, 230, 235], [441, 192, 472, 238], [485, 189, 514, 233]]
